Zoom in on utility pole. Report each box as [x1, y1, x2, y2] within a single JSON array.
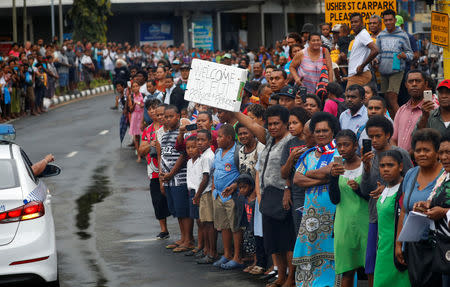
[[23, 0, 27, 44], [12, 0, 17, 42], [51, 0, 55, 39], [59, 0, 63, 42], [437, 0, 450, 79]]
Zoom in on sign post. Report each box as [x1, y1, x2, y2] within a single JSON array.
[[436, 1, 450, 79], [184, 59, 248, 112], [325, 0, 396, 28], [431, 11, 449, 47]]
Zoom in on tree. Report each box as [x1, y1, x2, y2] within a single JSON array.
[[68, 0, 112, 43]]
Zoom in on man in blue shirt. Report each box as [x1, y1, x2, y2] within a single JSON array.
[[340, 84, 368, 134], [211, 124, 242, 270]]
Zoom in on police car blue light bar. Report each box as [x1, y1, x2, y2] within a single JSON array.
[[0, 124, 16, 141]]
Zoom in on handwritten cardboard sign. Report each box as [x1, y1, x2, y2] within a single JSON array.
[[185, 59, 248, 112]]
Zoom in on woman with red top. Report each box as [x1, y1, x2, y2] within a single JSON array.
[[139, 101, 171, 240], [128, 81, 145, 162]]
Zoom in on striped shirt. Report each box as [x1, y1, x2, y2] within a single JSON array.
[[160, 129, 187, 186], [298, 47, 323, 94]]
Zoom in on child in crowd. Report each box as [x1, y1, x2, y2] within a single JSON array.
[[158, 105, 194, 252], [236, 174, 260, 274], [185, 136, 204, 256], [193, 130, 217, 264], [211, 124, 242, 269], [139, 99, 170, 240]]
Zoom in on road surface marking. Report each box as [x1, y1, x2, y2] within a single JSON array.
[[118, 238, 158, 243], [66, 151, 78, 158], [99, 130, 109, 135]]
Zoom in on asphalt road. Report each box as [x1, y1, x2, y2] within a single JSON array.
[[12, 93, 263, 287]]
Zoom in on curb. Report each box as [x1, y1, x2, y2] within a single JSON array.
[[2, 85, 115, 124], [51, 84, 114, 107]]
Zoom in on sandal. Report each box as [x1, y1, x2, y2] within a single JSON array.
[[165, 243, 179, 249], [173, 245, 193, 253], [185, 248, 202, 256], [243, 265, 255, 272], [249, 266, 265, 275]]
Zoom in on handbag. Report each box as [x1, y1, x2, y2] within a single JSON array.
[[258, 140, 290, 221], [393, 181, 407, 272], [404, 171, 441, 286], [430, 230, 450, 275], [315, 47, 329, 103]]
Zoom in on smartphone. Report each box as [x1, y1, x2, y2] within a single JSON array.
[[127, 81, 131, 88], [185, 124, 198, 131], [424, 90, 433, 102], [299, 86, 307, 103], [362, 139, 372, 155], [334, 156, 344, 165]]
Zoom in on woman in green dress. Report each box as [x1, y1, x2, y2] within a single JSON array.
[[329, 130, 370, 287], [374, 150, 410, 287]]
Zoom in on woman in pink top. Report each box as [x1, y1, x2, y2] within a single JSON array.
[[290, 32, 333, 94], [128, 81, 145, 162], [323, 82, 345, 117]]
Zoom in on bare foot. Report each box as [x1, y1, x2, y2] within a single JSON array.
[[136, 157, 141, 163]]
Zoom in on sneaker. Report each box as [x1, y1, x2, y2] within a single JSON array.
[[156, 232, 170, 240]]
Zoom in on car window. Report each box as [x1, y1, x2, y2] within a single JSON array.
[[0, 159, 19, 189], [20, 149, 37, 183]]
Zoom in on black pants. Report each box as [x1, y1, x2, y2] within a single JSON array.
[[255, 236, 267, 268], [150, 178, 170, 220]]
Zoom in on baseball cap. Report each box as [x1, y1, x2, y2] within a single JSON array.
[[275, 85, 296, 99], [395, 15, 404, 27], [180, 63, 190, 70], [437, 79, 450, 90], [332, 24, 342, 33], [223, 53, 232, 59], [172, 59, 180, 65]]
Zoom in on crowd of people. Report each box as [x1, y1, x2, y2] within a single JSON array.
[[4, 7, 449, 287], [116, 9, 450, 287]]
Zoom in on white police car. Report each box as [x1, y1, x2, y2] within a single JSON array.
[[0, 124, 60, 286]]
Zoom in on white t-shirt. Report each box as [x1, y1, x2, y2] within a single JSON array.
[[348, 29, 373, 77], [140, 84, 150, 96], [187, 148, 214, 193], [81, 55, 93, 65]]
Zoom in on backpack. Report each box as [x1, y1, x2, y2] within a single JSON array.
[[331, 98, 347, 119]]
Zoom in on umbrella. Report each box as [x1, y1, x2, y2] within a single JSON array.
[[119, 113, 128, 147]]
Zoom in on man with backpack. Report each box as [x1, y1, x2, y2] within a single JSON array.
[[339, 84, 368, 134]]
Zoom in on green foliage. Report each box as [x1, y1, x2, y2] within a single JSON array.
[[68, 0, 112, 43]]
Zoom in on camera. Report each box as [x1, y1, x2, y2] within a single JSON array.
[[149, 146, 157, 157]]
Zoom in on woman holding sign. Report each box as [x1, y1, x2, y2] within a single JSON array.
[[289, 32, 333, 94]]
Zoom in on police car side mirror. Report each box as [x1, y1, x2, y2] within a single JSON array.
[[38, 163, 61, 178]]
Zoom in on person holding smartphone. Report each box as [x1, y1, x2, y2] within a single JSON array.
[[360, 116, 413, 287], [329, 130, 369, 287], [415, 79, 450, 136]]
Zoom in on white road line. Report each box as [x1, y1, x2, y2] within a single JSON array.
[[98, 130, 109, 135], [118, 238, 158, 243], [66, 151, 78, 158]]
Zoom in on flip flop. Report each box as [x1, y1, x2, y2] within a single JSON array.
[[165, 243, 179, 249], [185, 248, 202, 256], [173, 246, 192, 253], [243, 265, 255, 272], [220, 260, 245, 270], [213, 255, 229, 267]]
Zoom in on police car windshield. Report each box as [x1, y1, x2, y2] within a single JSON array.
[[0, 160, 19, 189]]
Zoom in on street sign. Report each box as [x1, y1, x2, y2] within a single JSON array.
[[325, 0, 396, 29], [431, 11, 449, 47], [185, 59, 247, 112]]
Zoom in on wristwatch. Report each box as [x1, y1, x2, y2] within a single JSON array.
[[284, 185, 291, 190]]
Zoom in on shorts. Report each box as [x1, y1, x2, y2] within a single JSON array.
[[347, 70, 372, 88], [199, 191, 214, 222], [188, 189, 199, 219], [165, 184, 190, 218], [380, 71, 404, 94], [213, 196, 238, 232], [149, 178, 170, 220], [365, 222, 378, 274], [59, 73, 69, 87]]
